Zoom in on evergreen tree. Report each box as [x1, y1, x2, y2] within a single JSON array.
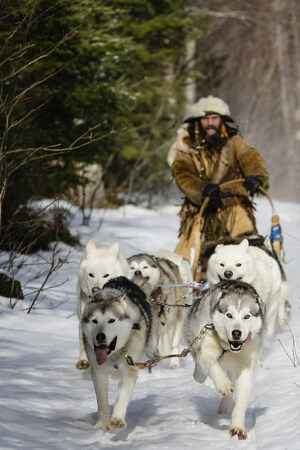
[[0, 0, 198, 250]]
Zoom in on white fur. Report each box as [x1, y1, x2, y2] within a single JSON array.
[[184, 282, 265, 440], [167, 127, 189, 166], [76, 240, 130, 368], [207, 239, 292, 338]]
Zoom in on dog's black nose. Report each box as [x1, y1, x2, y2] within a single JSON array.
[[96, 332, 106, 344], [224, 270, 233, 279], [92, 286, 100, 293], [134, 270, 142, 276], [232, 329, 242, 340]]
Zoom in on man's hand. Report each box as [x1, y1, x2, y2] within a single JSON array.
[[203, 183, 223, 212], [243, 176, 263, 196]]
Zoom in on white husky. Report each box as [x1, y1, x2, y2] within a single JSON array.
[[184, 280, 265, 440], [76, 240, 130, 369], [207, 239, 291, 338], [81, 276, 159, 430]]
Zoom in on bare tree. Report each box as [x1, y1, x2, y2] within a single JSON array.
[[190, 0, 300, 201]]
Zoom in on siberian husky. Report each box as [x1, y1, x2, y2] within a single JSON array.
[[81, 276, 159, 430], [76, 240, 130, 369], [127, 249, 193, 369], [184, 280, 265, 440], [207, 239, 291, 338]]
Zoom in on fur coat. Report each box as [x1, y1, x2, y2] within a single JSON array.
[[169, 127, 270, 280]]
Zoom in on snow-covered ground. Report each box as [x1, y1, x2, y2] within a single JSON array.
[[0, 197, 299, 449]]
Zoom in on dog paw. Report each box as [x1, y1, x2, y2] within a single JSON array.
[[217, 378, 234, 397], [230, 427, 248, 440], [110, 416, 127, 429], [93, 419, 111, 431], [217, 396, 233, 415], [193, 365, 206, 383], [169, 358, 180, 370], [76, 359, 90, 370]]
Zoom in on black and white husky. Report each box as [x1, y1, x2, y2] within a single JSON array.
[[184, 280, 266, 440], [81, 276, 159, 430]]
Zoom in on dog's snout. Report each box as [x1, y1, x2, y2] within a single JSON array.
[[92, 286, 100, 293], [224, 270, 233, 279], [134, 270, 142, 276], [96, 332, 106, 344], [232, 329, 242, 340]]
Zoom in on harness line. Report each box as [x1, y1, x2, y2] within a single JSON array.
[[121, 323, 214, 374], [149, 281, 208, 312]]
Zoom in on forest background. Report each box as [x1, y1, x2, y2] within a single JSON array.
[[0, 0, 299, 259]]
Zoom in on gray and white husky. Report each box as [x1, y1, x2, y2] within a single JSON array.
[[184, 280, 265, 440], [81, 276, 160, 431], [127, 249, 193, 369]]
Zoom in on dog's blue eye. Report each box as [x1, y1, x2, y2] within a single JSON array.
[[92, 319, 98, 324], [88, 273, 95, 278], [103, 273, 110, 278], [108, 319, 115, 324]]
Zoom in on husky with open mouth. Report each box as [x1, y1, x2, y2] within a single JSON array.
[[183, 280, 265, 441], [81, 276, 159, 431], [206, 238, 292, 338]]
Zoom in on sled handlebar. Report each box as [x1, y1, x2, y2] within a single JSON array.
[[199, 178, 276, 219]]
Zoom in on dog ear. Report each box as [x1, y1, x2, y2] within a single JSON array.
[[255, 295, 266, 315], [110, 242, 120, 257], [120, 294, 128, 310], [239, 239, 249, 251], [210, 289, 224, 313], [86, 239, 96, 254], [215, 244, 224, 252], [263, 235, 272, 252]]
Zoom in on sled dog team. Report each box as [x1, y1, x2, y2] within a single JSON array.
[[77, 238, 292, 440]]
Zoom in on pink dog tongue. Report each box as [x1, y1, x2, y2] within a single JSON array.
[[243, 332, 252, 344], [95, 345, 108, 365]]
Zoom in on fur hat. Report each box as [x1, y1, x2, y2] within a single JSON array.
[[184, 95, 231, 122]]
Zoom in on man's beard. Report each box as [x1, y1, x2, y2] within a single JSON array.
[[205, 128, 226, 149]]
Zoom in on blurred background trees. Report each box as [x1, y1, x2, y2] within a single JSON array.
[[193, 0, 300, 203], [0, 0, 299, 253]]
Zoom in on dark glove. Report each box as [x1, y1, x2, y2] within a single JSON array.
[[203, 183, 223, 212], [243, 176, 263, 196]]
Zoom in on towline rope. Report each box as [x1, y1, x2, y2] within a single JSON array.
[[151, 281, 208, 292], [121, 323, 214, 373], [150, 281, 208, 311]]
